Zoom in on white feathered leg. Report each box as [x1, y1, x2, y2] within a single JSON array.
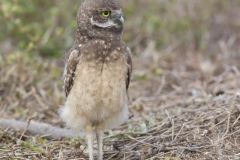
[[96, 130, 103, 160], [86, 126, 94, 160]]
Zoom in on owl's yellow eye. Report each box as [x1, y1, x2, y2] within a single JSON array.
[[101, 11, 111, 17]]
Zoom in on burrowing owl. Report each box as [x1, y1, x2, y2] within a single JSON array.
[[60, 0, 132, 159]]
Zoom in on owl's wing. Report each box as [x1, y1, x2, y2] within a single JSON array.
[[63, 48, 81, 97], [125, 47, 132, 91]]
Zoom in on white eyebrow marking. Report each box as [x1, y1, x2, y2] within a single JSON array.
[[90, 17, 116, 28]]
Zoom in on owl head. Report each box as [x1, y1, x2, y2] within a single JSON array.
[[77, 0, 124, 40]]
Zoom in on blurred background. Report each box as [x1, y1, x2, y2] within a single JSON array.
[[0, 0, 240, 159], [1, 0, 240, 131], [1, 0, 240, 56]]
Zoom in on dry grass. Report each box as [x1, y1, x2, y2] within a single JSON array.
[[1, 50, 240, 159]]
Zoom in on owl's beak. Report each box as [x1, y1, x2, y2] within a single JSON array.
[[115, 14, 124, 24], [112, 12, 124, 27], [119, 15, 124, 24]]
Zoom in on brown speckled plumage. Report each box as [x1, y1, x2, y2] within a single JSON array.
[[61, 0, 132, 159]]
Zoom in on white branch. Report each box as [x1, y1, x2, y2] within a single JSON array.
[[0, 119, 80, 139]]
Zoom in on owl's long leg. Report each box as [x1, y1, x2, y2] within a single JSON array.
[[86, 125, 94, 160], [96, 130, 103, 160]]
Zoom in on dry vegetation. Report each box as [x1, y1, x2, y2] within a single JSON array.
[[0, 0, 240, 159]]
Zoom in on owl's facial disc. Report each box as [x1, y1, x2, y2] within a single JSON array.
[[90, 10, 124, 29]]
